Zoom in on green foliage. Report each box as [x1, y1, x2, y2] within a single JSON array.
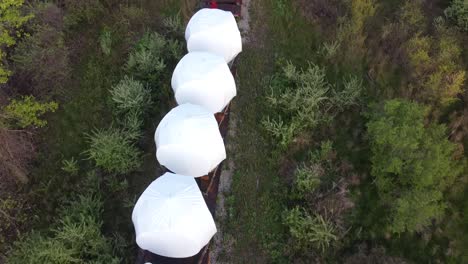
[[99, 28, 112, 55], [63, 0, 104, 29], [110, 76, 151, 116], [119, 109, 144, 140], [125, 31, 182, 87], [367, 99, 462, 233], [336, 0, 376, 67], [334, 76, 364, 110], [293, 165, 321, 197], [3, 96, 58, 128], [86, 128, 142, 174], [162, 14, 183, 35], [0, 195, 28, 252], [404, 18, 465, 104], [6, 193, 119, 263], [349, 0, 377, 33], [263, 62, 330, 146], [400, 0, 426, 29], [109, 76, 151, 139], [445, 0, 468, 31], [0, 0, 33, 83], [283, 206, 337, 253], [12, 22, 70, 97], [61, 157, 79, 176], [263, 62, 362, 147]]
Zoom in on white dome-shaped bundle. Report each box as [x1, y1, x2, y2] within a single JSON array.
[[155, 104, 226, 177], [185, 8, 242, 63], [171, 52, 236, 113], [132, 173, 216, 258]]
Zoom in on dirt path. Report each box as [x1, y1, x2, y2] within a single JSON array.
[[209, 1, 251, 262]]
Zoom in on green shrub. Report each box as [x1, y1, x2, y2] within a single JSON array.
[[283, 206, 337, 253], [61, 157, 79, 176], [162, 14, 184, 35], [367, 99, 462, 233], [293, 165, 321, 197], [6, 194, 119, 263], [263, 62, 331, 146], [333, 76, 363, 110], [263, 62, 362, 147], [63, 0, 104, 29], [120, 109, 144, 140], [0, 195, 28, 253], [12, 24, 70, 97], [99, 28, 112, 55], [3, 96, 58, 128], [125, 31, 182, 87], [86, 128, 142, 174], [445, 0, 468, 31], [110, 76, 151, 116], [404, 22, 465, 104]]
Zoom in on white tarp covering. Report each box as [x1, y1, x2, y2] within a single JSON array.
[[171, 52, 236, 113], [132, 173, 216, 258], [185, 8, 242, 63], [155, 104, 226, 177]]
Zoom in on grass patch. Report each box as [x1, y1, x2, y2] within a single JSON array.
[[225, 0, 322, 262]]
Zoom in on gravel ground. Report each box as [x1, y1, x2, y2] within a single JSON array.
[[210, 0, 251, 262]]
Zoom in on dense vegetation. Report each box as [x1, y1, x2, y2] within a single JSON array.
[[0, 0, 187, 262], [1, 0, 467, 263], [223, 0, 468, 263]]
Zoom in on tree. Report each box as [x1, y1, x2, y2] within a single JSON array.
[[12, 20, 70, 97], [404, 18, 466, 104], [0, 0, 32, 83], [366, 99, 462, 233], [445, 0, 468, 31], [86, 128, 141, 174], [3, 95, 58, 128]]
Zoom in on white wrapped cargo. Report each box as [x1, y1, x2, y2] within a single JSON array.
[[185, 8, 242, 63], [132, 173, 216, 258], [155, 104, 226, 177], [171, 52, 236, 113]]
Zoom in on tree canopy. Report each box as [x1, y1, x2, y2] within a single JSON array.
[[0, 0, 32, 83], [367, 99, 462, 233]]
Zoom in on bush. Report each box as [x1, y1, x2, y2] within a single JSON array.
[[12, 24, 70, 97], [6, 194, 119, 263], [63, 0, 105, 29], [367, 99, 462, 233], [263, 62, 362, 147], [61, 157, 79, 176], [0, 195, 28, 254], [283, 206, 337, 253], [162, 14, 184, 36], [0, 0, 33, 83], [445, 0, 468, 31], [125, 31, 182, 87], [293, 165, 321, 197], [3, 96, 58, 128], [404, 21, 465, 104], [86, 128, 142, 174], [110, 76, 151, 116], [99, 28, 112, 55]]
